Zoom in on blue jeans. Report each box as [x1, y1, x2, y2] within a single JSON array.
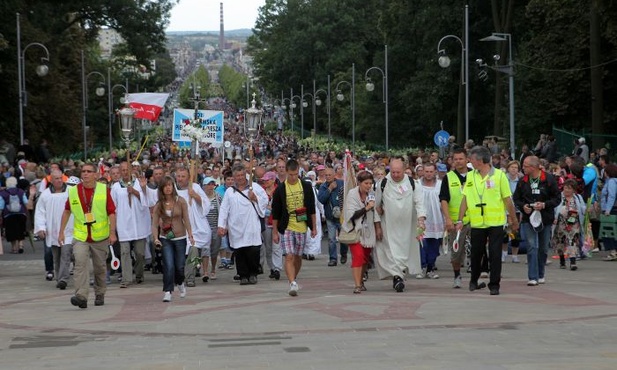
[[420, 238, 442, 270], [44, 245, 53, 272], [161, 238, 187, 292], [521, 223, 552, 281], [326, 218, 348, 262]]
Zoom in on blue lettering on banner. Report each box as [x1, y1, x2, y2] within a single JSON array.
[[172, 109, 225, 144]]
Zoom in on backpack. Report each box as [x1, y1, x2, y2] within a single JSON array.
[[380, 175, 415, 193], [6, 190, 23, 214]]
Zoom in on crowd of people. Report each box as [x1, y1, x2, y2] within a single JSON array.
[[1, 127, 616, 307]]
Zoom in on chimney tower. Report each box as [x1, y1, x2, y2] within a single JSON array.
[[219, 2, 225, 50]]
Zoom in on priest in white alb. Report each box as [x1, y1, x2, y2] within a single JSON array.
[[34, 170, 76, 290], [111, 161, 151, 287], [374, 158, 426, 293], [174, 167, 211, 287]]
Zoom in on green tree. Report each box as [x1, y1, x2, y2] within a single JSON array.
[[0, 0, 174, 154]]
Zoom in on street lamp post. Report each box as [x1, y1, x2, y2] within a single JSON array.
[[290, 91, 301, 136], [16, 12, 51, 145], [480, 32, 515, 158], [81, 49, 106, 161], [300, 84, 305, 139], [335, 63, 356, 149], [313, 76, 331, 140], [365, 45, 389, 150], [107, 68, 129, 152], [302, 88, 315, 143], [436, 5, 469, 143]]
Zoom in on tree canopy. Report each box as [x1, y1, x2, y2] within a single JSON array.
[[248, 0, 617, 150], [0, 0, 175, 153]]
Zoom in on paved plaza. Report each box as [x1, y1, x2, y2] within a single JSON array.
[[1, 239, 616, 369]]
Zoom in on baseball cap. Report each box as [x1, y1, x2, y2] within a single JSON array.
[[437, 163, 448, 172], [315, 164, 326, 171], [202, 177, 216, 185], [260, 172, 276, 181]]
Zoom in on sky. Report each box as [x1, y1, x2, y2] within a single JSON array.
[[167, 0, 266, 32]]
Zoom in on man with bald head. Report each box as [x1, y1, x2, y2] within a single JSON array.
[[374, 158, 426, 292], [513, 155, 560, 286]]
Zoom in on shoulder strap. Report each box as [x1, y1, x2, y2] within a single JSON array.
[[232, 186, 261, 218], [381, 176, 415, 192]]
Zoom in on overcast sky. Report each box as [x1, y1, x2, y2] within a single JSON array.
[[167, 0, 266, 32]]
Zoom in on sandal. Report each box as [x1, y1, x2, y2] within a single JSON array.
[[360, 284, 367, 291], [353, 286, 362, 294]]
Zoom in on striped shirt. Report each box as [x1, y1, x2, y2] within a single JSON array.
[[206, 192, 221, 230]]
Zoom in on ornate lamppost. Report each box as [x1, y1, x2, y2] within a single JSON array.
[[16, 12, 51, 145], [244, 93, 263, 186]]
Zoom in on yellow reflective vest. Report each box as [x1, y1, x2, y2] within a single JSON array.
[[68, 182, 110, 242], [446, 171, 469, 224], [463, 167, 511, 228]]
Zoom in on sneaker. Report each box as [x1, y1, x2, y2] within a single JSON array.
[[427, 271, 440, 279], [240, 278, 249, 285], [308, 254, 315, 261], [94, 294, 105, 306], [273, 270, 280, 280], [249, 275, 258, 284], [469, 282, 487, 291], [56, 280, 67, 290], [209, 272, 217, 280], [527, 280, 538, 286], [268, 269, 275, 279], [394, 276, 405, 293], [538, 278, 546, 284], [480, 272, 489, 278], [501, 253, 507, 263], [415, 268, 427, 279], [201, 276, 209, 283], [327, 260, 337, 267], [163, 291, 171, 302], [186, 281, 196, 287], [46, 272, 54, 281], [512, 256, 520, 263], [288, 281, 299, 296], [452, 276, 462, 289], [70, 295, 88, 309], [340, 255, 348, 264], [178, 283, 187, 298]]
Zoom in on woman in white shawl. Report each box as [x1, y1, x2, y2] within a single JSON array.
[[342, 171, 377, 294]]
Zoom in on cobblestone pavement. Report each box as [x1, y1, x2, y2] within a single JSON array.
[[1, 239, 616, 369]]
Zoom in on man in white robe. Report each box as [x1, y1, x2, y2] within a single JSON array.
[[34, 170, 75, 290], [174, 167, 211, 287], [111, 161, 151, 287], [374, 158, 426, 292], [218, 164, 268, 285]]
